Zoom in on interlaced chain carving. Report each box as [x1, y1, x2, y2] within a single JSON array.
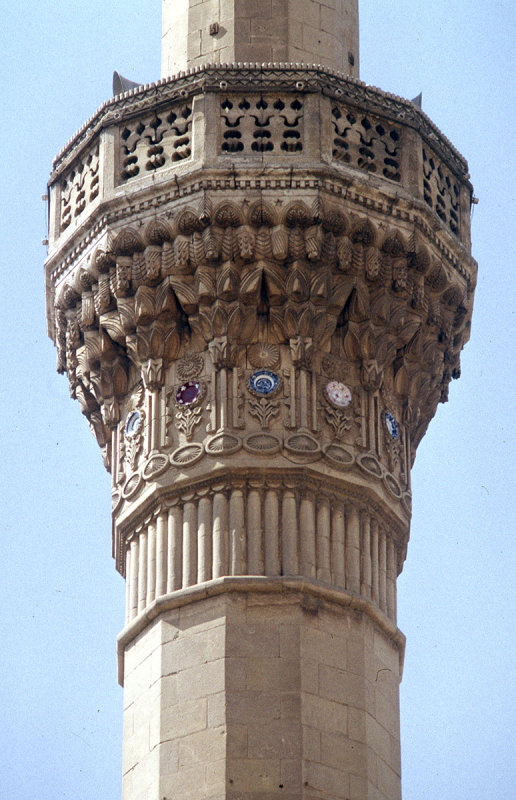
[[119, 102, 192, 182], [221, 95, 303, 154], [422, 147, 460, 235], [61, 144, 100, 230], [332, 105, 401, 182]]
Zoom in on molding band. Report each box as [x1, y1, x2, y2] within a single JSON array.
[[116, 575, 406, 685]]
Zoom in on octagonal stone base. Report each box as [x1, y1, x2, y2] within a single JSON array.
[[121, 587, 402, 800]]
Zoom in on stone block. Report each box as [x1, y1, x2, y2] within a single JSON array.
[[376, 756, 402, 800], [160, 696, 207, 740], [159, 738, 180, 777], [225, 657, 247, 692], [247, 720, 301, 759], [227, 723, 248, 757], [123, 721, 150, 774], [178, 596, 227, 631], [227, 691, 282, 725], [208, 691, 226, 728], [303, 725, 321, 761], [279, 623, 300, 660], [162, 623, 225, 674], [318, 663, 366, 709], [234, 0, 272, 18], [280, 692, 301, 720], [226, 623, 280, 658], [227, 757, 281, 792], [246, 657, 300, 692], [205, 757, 227, 793], [178, 725, 226, 767], [304, 761, 350, 797], [365, 713, 392, 766], [160, 672, 178, 710], [300, 657, 319, 694], [161, 762, 210, 800], [176, 658, 225, 699], [280, 757, 303, 795], [302, 692, 347, 733], [348, 706, 366, 743], [320, 731, 368, 775], [374, 688, 400, 739], [301, 626, 347, 670], [188, 0, 220, 32]]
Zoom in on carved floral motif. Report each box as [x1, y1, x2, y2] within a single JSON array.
[[248, 397, 280, 430], [423, 146, 460, 235], [119, 103, 192, 182], [175, 405, 203, 442], [332, 105, 401, 182], [60, 143, 100, 230], [221, 95, 303, 154]]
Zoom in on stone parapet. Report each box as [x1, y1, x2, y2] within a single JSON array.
[[46, 65, 474, 256]]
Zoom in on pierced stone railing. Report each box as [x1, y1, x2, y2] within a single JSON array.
[[48, 64, 473, 252]]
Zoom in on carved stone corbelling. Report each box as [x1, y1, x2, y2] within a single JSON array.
[[52, 196, 471, 460]]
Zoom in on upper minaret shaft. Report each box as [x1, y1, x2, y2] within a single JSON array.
[[162, 0, 360, 78]]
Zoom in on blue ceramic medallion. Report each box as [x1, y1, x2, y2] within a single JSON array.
[[248, 370, 279, 396], [385, 412, 399, 440], [126, 410, 142, 438]]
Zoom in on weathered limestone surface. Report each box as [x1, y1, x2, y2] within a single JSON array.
[[162, 0, 360, 79], [46, 6, 475, 799], [122, 592, 401, 800]]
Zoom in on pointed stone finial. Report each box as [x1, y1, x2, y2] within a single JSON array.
[[162, 0, 360, 78]]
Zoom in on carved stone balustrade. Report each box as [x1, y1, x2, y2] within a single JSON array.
[[45, 64, 477, 673]]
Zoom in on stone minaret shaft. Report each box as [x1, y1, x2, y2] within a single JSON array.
[[45, 2, 476, 799]]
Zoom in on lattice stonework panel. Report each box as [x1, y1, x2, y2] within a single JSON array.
[[220, 95, 304, 154], [60, 143, 100, 231], [423, 146, 460, 235], [332, 103, 401, 182], [118, 102, 193, 182]]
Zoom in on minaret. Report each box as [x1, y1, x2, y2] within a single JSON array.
[[45, 2, 476, 798]]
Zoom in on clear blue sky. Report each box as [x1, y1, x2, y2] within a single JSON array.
[[1, 2, 514, 798]]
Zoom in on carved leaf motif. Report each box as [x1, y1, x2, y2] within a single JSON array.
[[175, 405, 203, 441], [304, 225, 324, 261], [80, 293, 95, 329], [143, 246, 162, 283], [271, 226, 288, 261], [248, 397, 280, 430], [100, 311, 127, 346], [287, 267, 309, 301], [135, 285, 157, 323], [255, 228, 273, 260], [202, 226, 221, 262], [337, 236, 354, 272], [94, 274, 111, 316], [325, 406, 352, 439]]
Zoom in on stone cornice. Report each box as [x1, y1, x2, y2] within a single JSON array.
[[46, 170, 476, 290], [116, 576, 407, 685]]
